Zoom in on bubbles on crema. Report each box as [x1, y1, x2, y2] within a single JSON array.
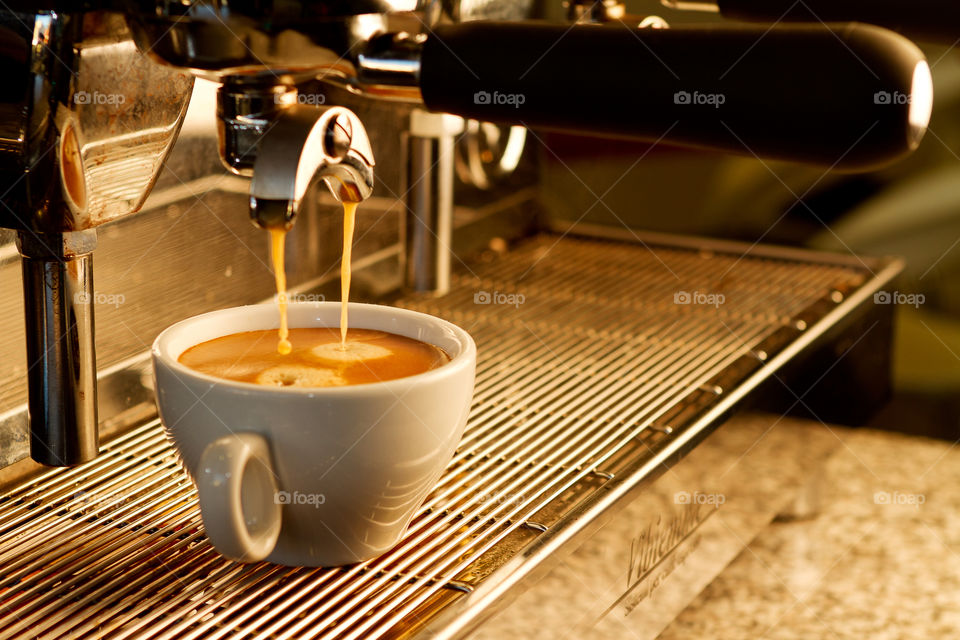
[[256, 365, 345, 388], [310, 342, 392, 365]]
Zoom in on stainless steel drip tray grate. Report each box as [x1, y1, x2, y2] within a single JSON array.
[[0, 233, 898, 639]]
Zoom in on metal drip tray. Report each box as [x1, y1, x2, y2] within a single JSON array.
[[0, 233, 899, 639]]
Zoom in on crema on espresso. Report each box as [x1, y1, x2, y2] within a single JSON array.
[[178, 327, 448, 388]]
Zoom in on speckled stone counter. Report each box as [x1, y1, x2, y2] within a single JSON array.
[[658, 420, 960, 639], [473, 412, 960, 639]]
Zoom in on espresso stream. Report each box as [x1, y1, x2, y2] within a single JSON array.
[[270, 229, 292, 355], [340, 201, 357, 348]]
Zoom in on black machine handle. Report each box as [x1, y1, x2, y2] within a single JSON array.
[[419, 22, 932, 171], [709, 0, 960, 45]]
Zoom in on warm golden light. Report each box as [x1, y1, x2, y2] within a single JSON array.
[[909, 60, 933, 147]]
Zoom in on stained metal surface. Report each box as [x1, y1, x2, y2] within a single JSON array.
[[0, 11, 193, 231], [0, 234, 884, 639]]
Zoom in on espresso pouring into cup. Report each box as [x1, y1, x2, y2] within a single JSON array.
[[137, 4, 929, 569]]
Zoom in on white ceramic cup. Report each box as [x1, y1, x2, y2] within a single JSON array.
[[151, 302, 476, 566]]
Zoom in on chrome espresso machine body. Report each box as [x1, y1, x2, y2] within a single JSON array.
[[0, 0, 933, 467], [0, 1, 942, 637]]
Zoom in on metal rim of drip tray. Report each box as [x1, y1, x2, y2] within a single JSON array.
[[0, 232, 900, 639]]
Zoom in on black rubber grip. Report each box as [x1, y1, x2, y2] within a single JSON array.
[[420, 22, 931, 171], [716, 0, 960, 45]]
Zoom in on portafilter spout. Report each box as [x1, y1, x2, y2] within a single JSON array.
[[248, 105, 376, 230]]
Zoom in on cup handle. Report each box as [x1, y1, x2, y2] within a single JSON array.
[[196, 433, 282, 562]]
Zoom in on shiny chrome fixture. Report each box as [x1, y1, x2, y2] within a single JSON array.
[[0, 11, 192, 465]]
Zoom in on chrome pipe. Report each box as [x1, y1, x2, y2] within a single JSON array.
[[16, 230, 98, 467], [404, 110, 463, 294]]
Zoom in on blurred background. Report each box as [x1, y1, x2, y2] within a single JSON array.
[[534, 0, 960, 439]]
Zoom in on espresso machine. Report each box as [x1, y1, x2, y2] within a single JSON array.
[[0, 1, 947, 637]]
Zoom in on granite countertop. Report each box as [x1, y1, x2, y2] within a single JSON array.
[[658, 422, 960, 639], [473, 413, 960, 639]]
